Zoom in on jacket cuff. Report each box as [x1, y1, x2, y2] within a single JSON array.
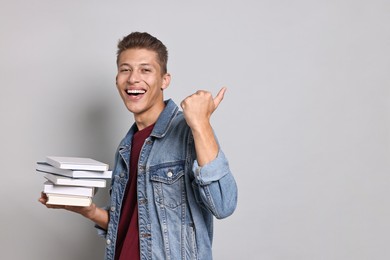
[[193, 150, 230, 185], [95, 224, 107, 237]]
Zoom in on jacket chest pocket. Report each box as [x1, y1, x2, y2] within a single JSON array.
[[150, 162, 185, 209]]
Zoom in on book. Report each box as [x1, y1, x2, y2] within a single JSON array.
[[36, 162, 112, 179], [42, 172, 107, 188], [46, 156, 109, 171], [46, 193, 92, 207], [43, 181, 95, 197]]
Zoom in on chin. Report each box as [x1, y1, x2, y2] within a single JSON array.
[[125, 104, 143, 115]]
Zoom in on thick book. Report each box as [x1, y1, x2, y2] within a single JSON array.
[[42, 172, 107, 188], [43, 181, 95, 197], [46, 193, 92, 207], [36, 162, 112, 179], [46, 156, 109, 171]]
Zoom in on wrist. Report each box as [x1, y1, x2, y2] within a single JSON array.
[[189, 120, 212, 134]]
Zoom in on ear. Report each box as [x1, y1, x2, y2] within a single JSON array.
[[161, 73, 171, 90]]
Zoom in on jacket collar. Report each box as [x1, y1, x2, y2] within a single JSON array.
[[150, 99, 179, 138], [119, 99, 179, 150]]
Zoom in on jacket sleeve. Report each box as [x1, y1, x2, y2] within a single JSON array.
[[192, 150, 238, 219]]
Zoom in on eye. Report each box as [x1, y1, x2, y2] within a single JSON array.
[[141, 68, 151, 73], [119, 68, 131, 73]]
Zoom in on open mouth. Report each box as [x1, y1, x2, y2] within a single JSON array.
[[126, 89, 146, 96]]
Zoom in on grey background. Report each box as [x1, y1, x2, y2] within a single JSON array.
[[1, 0, 389, 259]]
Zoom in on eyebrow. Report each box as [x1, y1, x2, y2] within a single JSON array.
[[119, 63, 153, 67]]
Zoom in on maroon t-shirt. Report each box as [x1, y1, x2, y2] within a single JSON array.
[[115, 124, 154, 260]]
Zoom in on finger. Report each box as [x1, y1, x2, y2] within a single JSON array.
[[180, 99, 186, 109], [213, 87, 227, 108], [39, 192, 47, 204], [180, 91, 198, 109]]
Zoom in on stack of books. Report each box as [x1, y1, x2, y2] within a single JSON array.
[[36, 156, 112, 207]]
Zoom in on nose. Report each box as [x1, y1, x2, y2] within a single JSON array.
[[127, 70, 141, 84]]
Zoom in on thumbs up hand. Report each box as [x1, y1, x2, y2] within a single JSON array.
[[180, 87, 226, 130]]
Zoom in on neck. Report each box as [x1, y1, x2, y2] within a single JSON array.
[[134, 102, 165, 131]]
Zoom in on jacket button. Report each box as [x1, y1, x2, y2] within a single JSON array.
[[110, 206, 115, 212], [106, 239, 111, 245], [167, 171, 173, 177], [120, 172, 125, 178]]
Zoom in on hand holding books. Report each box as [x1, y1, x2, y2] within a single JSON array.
[[38, 191, 98, 218], [37, 156, 112, 207]]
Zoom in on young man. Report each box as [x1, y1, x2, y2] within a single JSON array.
[[39, 32, 238, 260]]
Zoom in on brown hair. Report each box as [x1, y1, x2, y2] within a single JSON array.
[[116, 32, 168, 75]]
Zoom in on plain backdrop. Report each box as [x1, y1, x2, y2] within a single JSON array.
[[0, 0, 389, 259]]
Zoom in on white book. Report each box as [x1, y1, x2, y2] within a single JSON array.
[[36, 162, 112, 179], [46, 193, 92, 207], [43, 172, 107, 188], [46, 156, 109, 171], [43, 181, 95, 197]]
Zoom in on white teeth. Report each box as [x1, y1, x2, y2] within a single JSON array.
[[127, 89, 146, 94]]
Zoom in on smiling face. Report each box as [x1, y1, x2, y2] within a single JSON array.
[[116, 48, 171, 129]]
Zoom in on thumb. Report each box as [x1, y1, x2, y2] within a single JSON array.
[[213, 87, 227, 109]]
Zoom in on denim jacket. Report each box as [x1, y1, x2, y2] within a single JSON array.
[[98, 99, 238, 260]]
